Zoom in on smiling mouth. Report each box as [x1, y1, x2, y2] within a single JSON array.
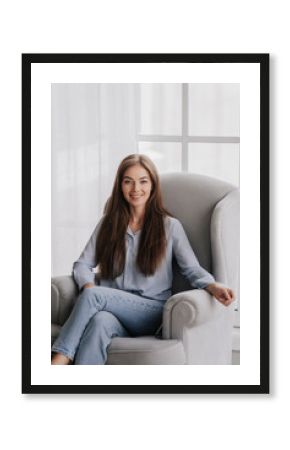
[[130, 195, 143, 198]]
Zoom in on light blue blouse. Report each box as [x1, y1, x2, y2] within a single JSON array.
[[73, 216, 215, 301]]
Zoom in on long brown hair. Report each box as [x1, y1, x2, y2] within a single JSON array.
[[96, 154, 172, 279]]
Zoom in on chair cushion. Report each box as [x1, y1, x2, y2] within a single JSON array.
[[106, 336, 185, 365], [52, 325, 185, 364]]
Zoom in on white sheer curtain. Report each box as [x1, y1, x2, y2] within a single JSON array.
[[51, 84, 139, 276]]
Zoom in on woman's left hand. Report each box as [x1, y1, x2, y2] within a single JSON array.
[[206, 283, 235, 307]]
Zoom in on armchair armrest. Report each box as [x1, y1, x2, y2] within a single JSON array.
[[162, 289, 234, 364], [51, 275, 78, 326], [162, 289, 229, 339]]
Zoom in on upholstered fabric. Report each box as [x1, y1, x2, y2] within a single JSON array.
[[107, 336, 185, 365], [210, 189, 240, 298], [51, 173, 239, 365], [51, 276, 78, 326], [162, 289, 234, 364], [51, 323, 61, 346], [160, 172, 236, 293]]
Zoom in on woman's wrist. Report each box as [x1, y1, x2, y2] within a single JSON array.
[[205, 283, 217, 294], [82, 282, 95, 290]]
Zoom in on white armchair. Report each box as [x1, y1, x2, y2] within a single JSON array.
[[51, 173, 239, 364]]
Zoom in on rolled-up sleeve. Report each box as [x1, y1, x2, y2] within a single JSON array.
[[172, 219, 215, 289], [72, 219, 103, 291]]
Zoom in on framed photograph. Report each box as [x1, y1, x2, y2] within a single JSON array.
[[22, 53, 269, 394]]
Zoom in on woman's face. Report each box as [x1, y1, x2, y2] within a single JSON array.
[[121, 163, 153, 210]]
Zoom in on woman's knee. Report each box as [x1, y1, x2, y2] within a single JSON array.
[[79, 286, 107, 309], [89, 311, 128, 336], [90, 311, 115, 326]]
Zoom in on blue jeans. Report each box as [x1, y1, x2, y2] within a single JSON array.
[[51, 286, 164, 365]]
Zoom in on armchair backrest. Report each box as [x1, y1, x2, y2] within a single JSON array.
[[160, 173, 239, 294]]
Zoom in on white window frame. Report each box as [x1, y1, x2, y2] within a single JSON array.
[[137, 84, 240, 170]]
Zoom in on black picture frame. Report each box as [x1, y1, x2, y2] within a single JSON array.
[[22, 53, 269, 394]]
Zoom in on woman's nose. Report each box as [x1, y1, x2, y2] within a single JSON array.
[[131, 183, 140, 191]]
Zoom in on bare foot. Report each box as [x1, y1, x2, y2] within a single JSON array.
[[51, 353, 72, 365]]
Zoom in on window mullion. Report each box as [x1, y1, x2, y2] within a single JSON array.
[[182, 83, 188, 171]]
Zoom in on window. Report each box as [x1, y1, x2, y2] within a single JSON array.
[[138, 83, 239, 186]]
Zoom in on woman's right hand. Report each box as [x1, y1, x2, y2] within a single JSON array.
[[206, 283, 235, 307]]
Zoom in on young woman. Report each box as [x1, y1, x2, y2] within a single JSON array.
[[51, 154, 234, 365]]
